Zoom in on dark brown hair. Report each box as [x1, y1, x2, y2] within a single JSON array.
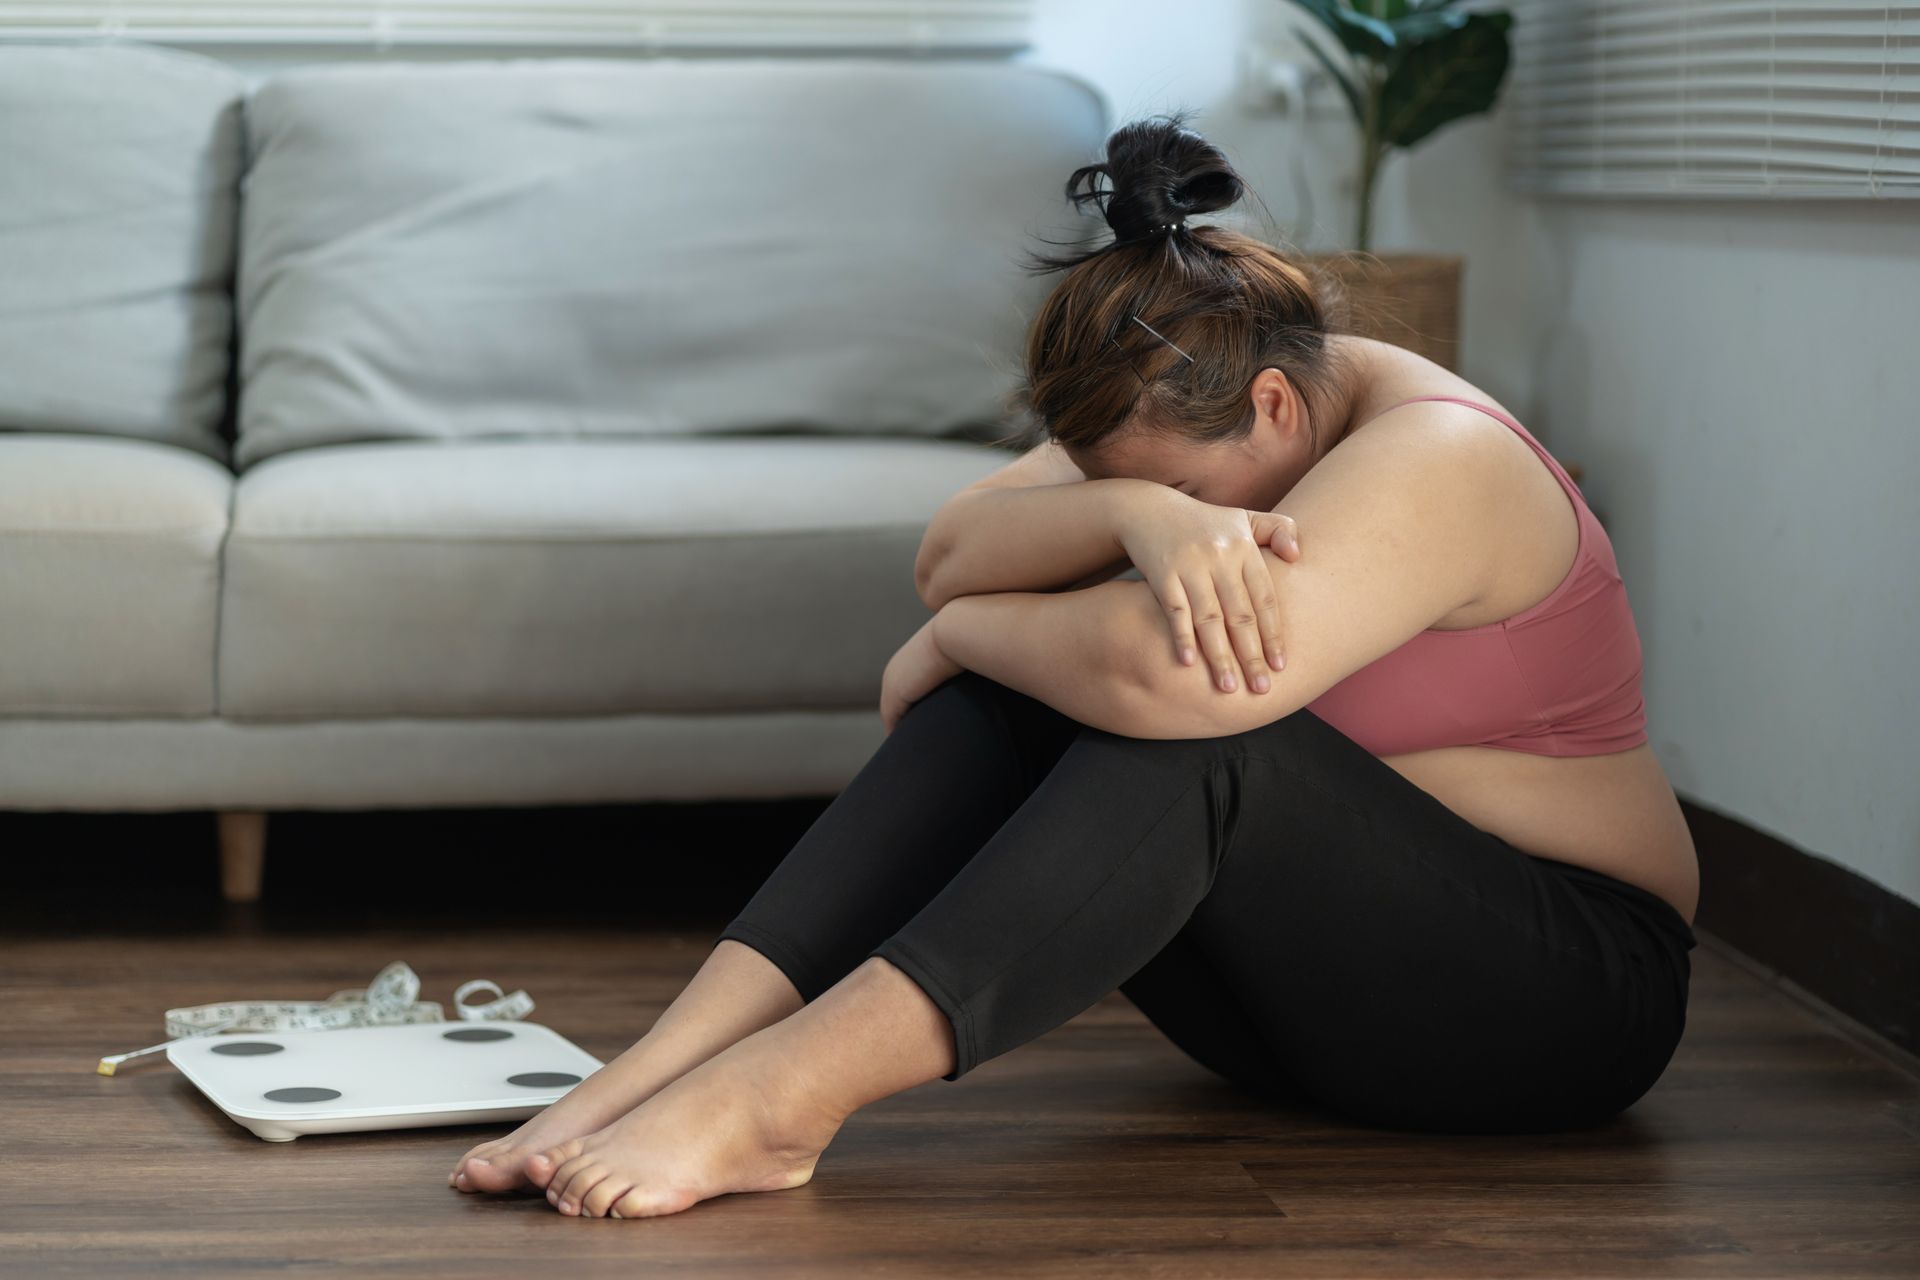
[[993, 109, 1360, 458]]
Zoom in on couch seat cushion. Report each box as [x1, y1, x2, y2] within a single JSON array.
[[219, 435, 1010, 718], [0, 434, 231, 715]]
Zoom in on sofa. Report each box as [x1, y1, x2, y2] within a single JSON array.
[[0, 43, 1109, 901]]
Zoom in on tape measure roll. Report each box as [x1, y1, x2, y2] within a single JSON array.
[[96, 961, 535, 1075]]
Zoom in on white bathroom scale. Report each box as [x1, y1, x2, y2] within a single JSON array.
[[167, 1021, 605, 1142]]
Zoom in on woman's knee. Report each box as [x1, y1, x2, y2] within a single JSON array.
[[905, 670, 1083, 776], [914, 669, 1041, 723], [899, 669, 1018, 736]]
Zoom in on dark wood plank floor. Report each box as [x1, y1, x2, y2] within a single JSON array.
[[1, 803, 1916, 1278]]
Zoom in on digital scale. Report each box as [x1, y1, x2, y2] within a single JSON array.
[[166, 1020, 606, 1142]]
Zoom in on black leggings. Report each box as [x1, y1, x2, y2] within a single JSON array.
[[717, 670, 1696, 1134]]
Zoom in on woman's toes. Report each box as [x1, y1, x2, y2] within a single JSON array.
[[458, 1154, 526, 1194], [545, 1150, 596, 1211], [450, 1146, 494, 1187], [609, 1185, 699, 1220], [525, 1141, 576, 1191], [552, 1163, 613, 1216], [580, 1177, 634, 1219]]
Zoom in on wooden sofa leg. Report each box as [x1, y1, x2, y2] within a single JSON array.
[[217, 811, 268, 903]]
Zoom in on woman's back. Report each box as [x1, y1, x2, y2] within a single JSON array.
[[1306, 394, 1648, 759], [1306, 380, 1698, 923]]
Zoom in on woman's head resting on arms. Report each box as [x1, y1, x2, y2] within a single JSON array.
[[995, 109, 1369, 511]]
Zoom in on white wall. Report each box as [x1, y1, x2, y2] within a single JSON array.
[[1024, 0, 1920, 907], [1513, 200, 1920, 907]]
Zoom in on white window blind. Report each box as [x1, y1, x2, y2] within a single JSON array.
[[1506, 0, 1919, 197], [0, 1, 1032, 52]]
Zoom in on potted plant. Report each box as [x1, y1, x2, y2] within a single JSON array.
[[1282, 0, 1514, 371]]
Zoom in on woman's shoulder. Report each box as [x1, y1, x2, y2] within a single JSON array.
[[1335, 339, 1523, 430], [1337, 386, 1588, 629], [1340, 387, 1536, 486]]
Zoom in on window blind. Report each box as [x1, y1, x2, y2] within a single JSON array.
[[0, 1, 1032, 52], [1505, 0, 1919, 197]]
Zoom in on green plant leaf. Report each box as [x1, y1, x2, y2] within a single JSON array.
[[1333, 0, 1464, 24], [1291, 23, 1366, 126], [1280, 0, 1397, 60], [1376, 10, 1513, 150], [1388, 8, 1470, 44]]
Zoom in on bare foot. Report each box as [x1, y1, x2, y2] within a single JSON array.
[[526, 1034, 848, 1219], [449, 1053, 675, 1195]]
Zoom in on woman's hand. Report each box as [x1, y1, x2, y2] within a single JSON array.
[[879, 616, 965, 735], [1114, 487, 1302, 694]]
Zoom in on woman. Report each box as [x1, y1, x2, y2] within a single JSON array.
[[448, 112, 1700, 1220]]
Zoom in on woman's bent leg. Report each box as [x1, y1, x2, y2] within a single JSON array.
[[521, 675, 1699, 1219], [866, 691, 1697, 1134], [1112, 925, 1303, 1099], [716, 669, 1081, 1002], [459, 670, 1076, 1195]]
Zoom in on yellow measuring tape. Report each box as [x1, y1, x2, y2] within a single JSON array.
[[96, 960, 534, 1075]]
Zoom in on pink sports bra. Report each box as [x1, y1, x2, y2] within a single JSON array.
[[1304, 395, 1650, 758]]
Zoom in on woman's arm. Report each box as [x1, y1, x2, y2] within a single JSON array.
[[1096, 408, 1511, 738], [929, 581, 1156, 734], [930, 405, 1511, 740], [915, 438, 1161, 610]]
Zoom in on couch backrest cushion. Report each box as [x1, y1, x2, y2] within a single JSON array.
[[235, 58, 1107, 469], [0, 43, 246, 463]]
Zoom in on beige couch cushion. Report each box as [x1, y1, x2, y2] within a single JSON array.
[[218, 435, 1011, 718], [0, 435, 231, 715]]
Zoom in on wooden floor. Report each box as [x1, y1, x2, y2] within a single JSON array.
[[2, 803, 1917, 1278]]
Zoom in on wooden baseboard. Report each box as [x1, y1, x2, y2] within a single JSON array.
[[1680, 794, 1920, 1063]]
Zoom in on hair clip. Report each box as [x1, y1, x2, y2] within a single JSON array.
[[1108, 334, 1149, 386], [1130, 314, 1196, 363], [1108, 314, 1195, 386], [1112, 219, 1188, 249]]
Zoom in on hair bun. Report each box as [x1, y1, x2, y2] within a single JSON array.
[[1065, 108, 1246, 246]]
